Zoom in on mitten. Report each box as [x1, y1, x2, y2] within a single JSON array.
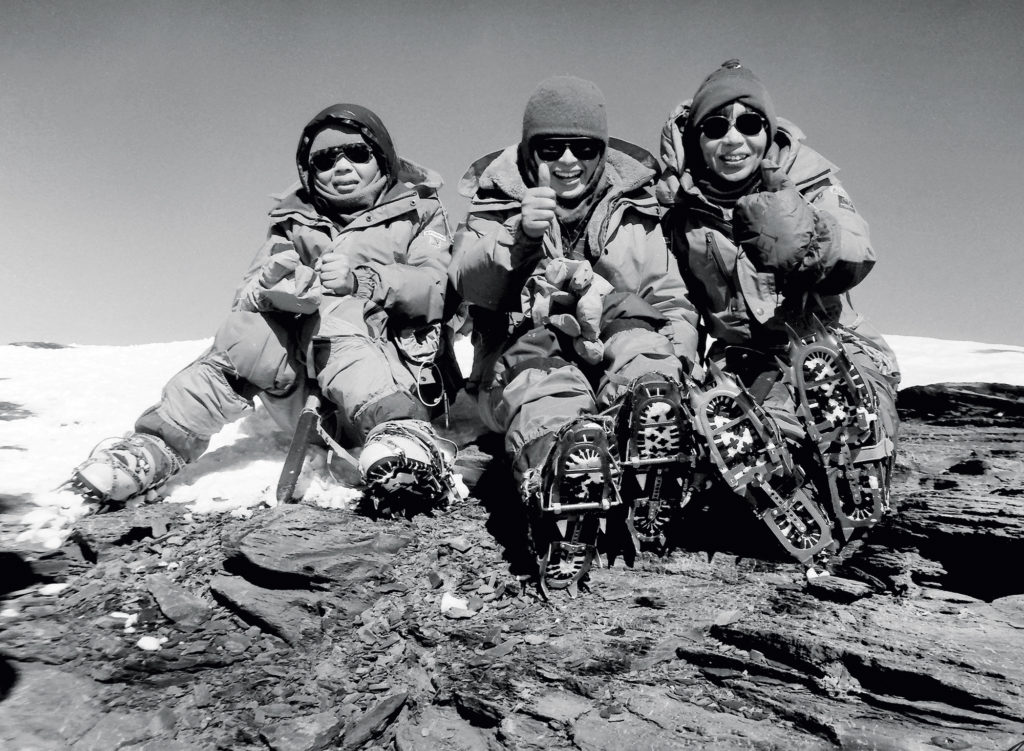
[[733, 162, 816, 274], [528, 272, 576, 329], [239, 250, 321, 315], [569, 264, 614, 364]]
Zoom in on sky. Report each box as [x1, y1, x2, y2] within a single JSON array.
[[1, 1, 1023, 346], [3, 333, 1024, 552]]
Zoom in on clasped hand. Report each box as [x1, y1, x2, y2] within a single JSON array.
[[531, 257, 613, 365], [239, 250, 321, 314]]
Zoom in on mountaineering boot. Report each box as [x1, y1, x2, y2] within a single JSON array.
[[616, 373, 698, 552], [358, 419, 458, 514], [785, 318, 893, 540], [70, 432, 185, 503], [522, 417, 621, 598], [689, 364, 832, 565]]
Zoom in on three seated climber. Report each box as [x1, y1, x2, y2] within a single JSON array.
[[68, 63, 900, 595]]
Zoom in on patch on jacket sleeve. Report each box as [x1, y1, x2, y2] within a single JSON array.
[[830, 185, 857, 213], [422, 229, 451, 249]]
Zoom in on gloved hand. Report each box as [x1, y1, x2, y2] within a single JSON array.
[[567, 262, 614, 364], [531, 257, 614, 365], [733, 162, 817, 275], [318, 249, 355, 295], [238, 250, 321, 314], [529, 271, 576, 330], [521, 163, 557, 239]]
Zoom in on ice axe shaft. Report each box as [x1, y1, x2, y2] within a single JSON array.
[[276, 394, 322, 504]]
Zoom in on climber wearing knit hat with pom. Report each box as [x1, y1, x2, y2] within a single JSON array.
[[449, 75, 700, 596], [657, 60, 901, 573]]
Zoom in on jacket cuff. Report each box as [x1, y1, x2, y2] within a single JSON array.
[[352, 266, 381, 301], [512, 225, 545, 267]]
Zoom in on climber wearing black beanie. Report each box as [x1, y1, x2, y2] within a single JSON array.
[[449, 75, 700, 595], [656, 60, 901, 573]]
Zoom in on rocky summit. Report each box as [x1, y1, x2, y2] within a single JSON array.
[[2, 383, 1024, 750]]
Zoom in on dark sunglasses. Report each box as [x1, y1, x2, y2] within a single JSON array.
[[698, 113, 766, 140], [309, 142, 374, 171], [534, 138, 604, 161]]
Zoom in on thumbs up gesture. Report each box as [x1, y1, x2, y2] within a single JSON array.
[[521, 163, 558, 239]]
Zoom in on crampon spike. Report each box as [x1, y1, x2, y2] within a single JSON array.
[[358, 419, 459, 516], [787, 320, 892, 539], [689, 371, 832, 564], [526, 417, 621, 597], [615, 374, 698, 552]]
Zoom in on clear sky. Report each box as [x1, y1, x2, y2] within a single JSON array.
[[2, 0, 1022, 346]]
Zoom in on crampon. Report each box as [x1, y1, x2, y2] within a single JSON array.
[[616, 374, 698, 552], [523, 417, 621, 598], [67, 432, 185, 505], [358, 418, 459, 516], [689, 365, 832, 565], [786, 318, 893, 540]]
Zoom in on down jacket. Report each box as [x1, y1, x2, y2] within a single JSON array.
[[658, 102, 895, 373], [449, 139, 700, 388], [233, 160, 451, 330]]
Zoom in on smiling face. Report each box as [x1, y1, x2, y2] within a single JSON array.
[[310, 125, 382, 199], [532, 137, 604, 202], [698, 102, 768, 184]]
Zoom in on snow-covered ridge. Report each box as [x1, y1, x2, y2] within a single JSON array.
[[1, 334, 1021, 549], [884, 334, 1024, 389]]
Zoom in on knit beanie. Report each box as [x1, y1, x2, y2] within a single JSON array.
[[687, 60, 777, 146], [521, 75, 609, 146]]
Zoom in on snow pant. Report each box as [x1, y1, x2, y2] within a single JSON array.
[[135, 297, 427, 463], [476, 293, 684, 481]]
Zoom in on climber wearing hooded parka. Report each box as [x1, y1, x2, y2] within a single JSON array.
[[450, 76, 700, 594], [657, 61, 900, 568], [69, 104, 459, 509]]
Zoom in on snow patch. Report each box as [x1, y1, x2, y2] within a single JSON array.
[[2, 332, 1022, 550]]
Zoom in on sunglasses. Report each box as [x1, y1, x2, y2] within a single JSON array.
[[534, 138, 604, 162], [698, 113, 766, 140], [309, 142, 374, 171]]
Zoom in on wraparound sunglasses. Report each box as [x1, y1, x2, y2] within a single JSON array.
[[698, 113, 766, 140], [310, 143, 375, 171], [534, 138, 604, 161]]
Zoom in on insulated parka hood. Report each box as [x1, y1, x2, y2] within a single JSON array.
[[458, 137, 661, 258], [656, 100, 831, 210], [295, 104, 401, 197]]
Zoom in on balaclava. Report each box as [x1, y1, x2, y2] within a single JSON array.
[[296, 104, 399, 221]]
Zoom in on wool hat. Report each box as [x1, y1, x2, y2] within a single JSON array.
[[521, 75, 609, 146], [688, 59, 777, 145]]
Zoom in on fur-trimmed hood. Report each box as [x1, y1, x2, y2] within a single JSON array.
[[459, 139, 662, 257], [270, 156, 443, 227], [458, 138, 660, 202], [295, 104, 401, 195], [656, 100, 838, 209]]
